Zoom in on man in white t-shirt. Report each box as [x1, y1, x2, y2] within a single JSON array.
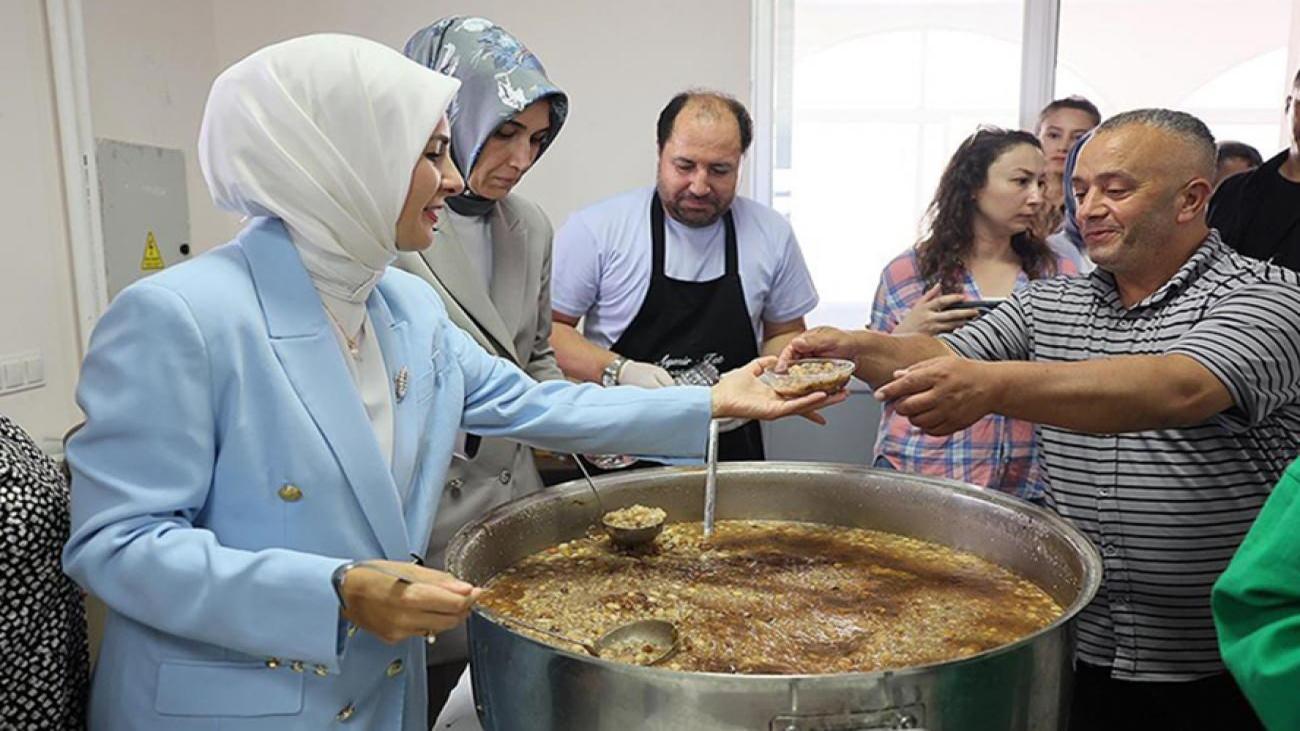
[[551, 90, 819, 461]]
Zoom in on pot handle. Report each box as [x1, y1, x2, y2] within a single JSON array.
[[769, 704, 925, 731]]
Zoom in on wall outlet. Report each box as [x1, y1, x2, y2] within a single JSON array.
[[0, 351, 44, 395]]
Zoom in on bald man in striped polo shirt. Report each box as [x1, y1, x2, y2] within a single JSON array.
[[783, 109, 1300, 729]]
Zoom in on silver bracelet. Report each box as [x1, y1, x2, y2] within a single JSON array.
[[331, 560, 359, 609]]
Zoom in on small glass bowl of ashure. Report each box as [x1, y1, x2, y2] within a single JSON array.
[[760, 358, 856, 398]]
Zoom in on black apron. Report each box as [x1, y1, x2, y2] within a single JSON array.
[[610, 192, 765, 462]]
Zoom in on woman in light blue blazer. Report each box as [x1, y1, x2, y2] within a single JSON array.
[[62, 35, 835, 731]]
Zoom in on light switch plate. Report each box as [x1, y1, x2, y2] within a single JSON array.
[[2, 360, 26, 390], [23, 355, 44, 385], [0, 351, 45, 394]]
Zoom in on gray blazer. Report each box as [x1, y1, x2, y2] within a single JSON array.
[[395, 193, 563, 664]]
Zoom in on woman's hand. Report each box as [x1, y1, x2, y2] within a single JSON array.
[[710, 357, 847, 426], [890, 284, 978, 336], [340, 561, 482, 644]]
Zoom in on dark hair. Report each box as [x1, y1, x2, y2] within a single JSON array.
[[1217, 140, 1263, 168], [1097, 108, 1217, 177], [916, 128, 1057, 293], [1037, 96, 1101, 129], [656, 90, 753, 154]]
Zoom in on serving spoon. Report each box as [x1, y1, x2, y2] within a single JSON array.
[[488, 613, 679, 665], [353, 564, 679, 663], [573, 454, 666, 549]]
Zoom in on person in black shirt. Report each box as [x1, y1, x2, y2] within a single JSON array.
[[1208, 67, 1300, 271]]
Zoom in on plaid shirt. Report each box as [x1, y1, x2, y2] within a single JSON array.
[[869, 248, 1077, 499]]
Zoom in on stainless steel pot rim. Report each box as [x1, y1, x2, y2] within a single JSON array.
[[472, 601, 1071, 681], [454, 461, 1103, 681]]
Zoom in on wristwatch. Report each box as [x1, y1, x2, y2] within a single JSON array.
[[601, 355, 629, 387]]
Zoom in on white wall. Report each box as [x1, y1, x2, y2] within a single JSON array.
[[83, 0, 242, 256], [0, 0, 85, 444], [206, 0, 752, 234], [79, 0, 753, 254]]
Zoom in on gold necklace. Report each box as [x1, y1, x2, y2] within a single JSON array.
[[325, 308, 362, 358]]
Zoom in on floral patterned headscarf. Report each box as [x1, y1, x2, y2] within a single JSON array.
[[405, 16, 568, 215]]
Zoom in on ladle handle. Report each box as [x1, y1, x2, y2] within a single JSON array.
[[487, 612, 598, 657], [572, 454, 607, 517], [703, 419, 720, 539]]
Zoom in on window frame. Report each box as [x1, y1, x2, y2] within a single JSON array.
[[747, 0, 1062, 205]]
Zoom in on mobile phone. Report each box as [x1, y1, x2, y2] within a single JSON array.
[[941, 298, 1006, 314]]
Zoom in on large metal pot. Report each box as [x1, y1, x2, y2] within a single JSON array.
[[446, 463, 1101, 731]]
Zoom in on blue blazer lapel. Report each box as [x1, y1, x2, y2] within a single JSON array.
[[239, 218, 410, 560], [366, 286, 421, 518]]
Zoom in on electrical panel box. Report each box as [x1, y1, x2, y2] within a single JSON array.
[[96, 139, 193, 300]]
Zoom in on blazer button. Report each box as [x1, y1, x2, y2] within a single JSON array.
[[277, 484, 303, 502], [386, 659, 404, 677], [289, 660, 304, 673], [313, 664, 329, 677], [336, 702, 356, 722], [498, 470, 512, 485], [447, 478, 463, 498], [347, 623, 359, 638], [265, 657, 281, 669]]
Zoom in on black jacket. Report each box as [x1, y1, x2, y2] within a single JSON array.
[[1208, 150, 1300, 272]]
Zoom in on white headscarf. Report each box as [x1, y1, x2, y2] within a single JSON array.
[[199, 34, 461, 305]]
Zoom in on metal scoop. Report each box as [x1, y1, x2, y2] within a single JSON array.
[[493, 614, 678, 665], [573, 454, 666, 549], [592, 619, 679, 665]]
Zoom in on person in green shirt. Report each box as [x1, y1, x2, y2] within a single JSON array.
[[1213, 456, 1300, 730]]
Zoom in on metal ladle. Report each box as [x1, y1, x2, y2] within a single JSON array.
[[490, 613, 679, 665], [573, 454, 665, 549], [702, 419, 720, 540], [352, 564, 679, 663]]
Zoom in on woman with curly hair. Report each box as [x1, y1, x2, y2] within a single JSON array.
[[868, 128, 1077, 500]]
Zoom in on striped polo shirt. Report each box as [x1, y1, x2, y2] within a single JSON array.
[[939, 231, 1300, 680]]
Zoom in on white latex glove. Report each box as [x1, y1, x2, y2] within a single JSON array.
[[617, 361, 674, 388]]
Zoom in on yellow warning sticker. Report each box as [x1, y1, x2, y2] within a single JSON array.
[[141, 231, 165, 271]]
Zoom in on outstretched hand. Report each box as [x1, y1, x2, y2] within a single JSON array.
[[776, 326, 862, 372], [712, 356, 848, 426], [874, 356, 998, 435]]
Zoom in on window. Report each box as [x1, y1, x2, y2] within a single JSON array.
[[1055, 0, 1293, 159], [770, 0, 1027, 329], [762, 0, 1296, 330]]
